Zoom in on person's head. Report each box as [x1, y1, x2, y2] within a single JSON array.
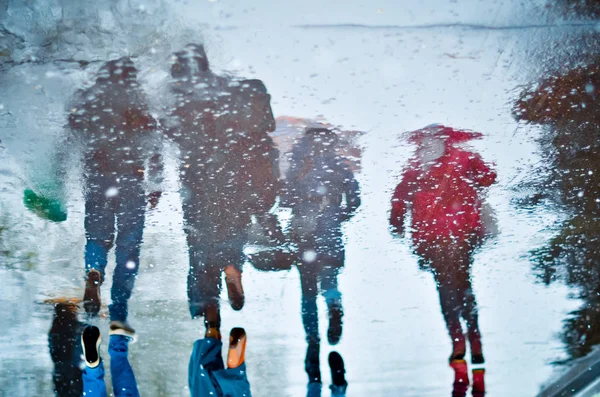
[[170, 43, 210, 80], [96, 57, 137, 85], [304, 126, 338, 155], [410, 124, 482, 163]]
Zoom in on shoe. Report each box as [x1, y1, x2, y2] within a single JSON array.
[[327, 304, 343, 345], [328, 351, 348, 389], [224, 265, 244, 311], [83, 270, 102, 317], [305, 341, 321, 384], [227, 327, 247, 369], [472, 369, 485, 397], [81, 325, 101, 368], [109, 321, 136, 341], [450, 359, 469, 397]]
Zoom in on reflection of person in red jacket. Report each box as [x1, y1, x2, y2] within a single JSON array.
[[390, 124, 496, 369]]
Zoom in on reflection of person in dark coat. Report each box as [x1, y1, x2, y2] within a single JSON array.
[[64, 57, 164, 329], [164, 44, 278, 334], [48, 301, 83, 397], [390, 125, 496, 366], [281, 127, 360, 387]]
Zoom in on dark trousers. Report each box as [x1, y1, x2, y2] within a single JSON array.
[[434, 265, 481, 343], [48, 304, 83, 397], [298, 263, 342, 342], [181, 203, 247, 319], [421, 246, 481, 347], [84, 175, 146, 322]]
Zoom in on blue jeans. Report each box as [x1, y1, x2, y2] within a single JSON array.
[[82, 336, 139, 397], [84, 174, 146, 322], [298, 263, 343, 342], [188, 338, 252, 397]]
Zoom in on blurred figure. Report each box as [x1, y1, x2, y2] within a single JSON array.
[[164, 43, 278, 331], [281, 126, 360, 388], [515, 59, 600, 361], [390, 124, 496, 367], [47, 300, 83, 397], [81, 324, 139, 397], [189, 327, 251, 397], [64, 57, 164, 329]]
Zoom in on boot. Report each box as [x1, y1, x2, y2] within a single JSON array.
[[450, 359, 469, 397], [227, 327, 247, 369], [305, 341, 321, 384], [327, 304, 343, 345], [81, 326, 101, 368], [224, 265, 245, 311], [83, 270, 102, 317], [328, 351, 348, 395], [472, 369, 485, 397], [204, 302, 221, 340]]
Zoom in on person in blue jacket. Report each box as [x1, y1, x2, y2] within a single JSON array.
[[281, 126, 360, 389]]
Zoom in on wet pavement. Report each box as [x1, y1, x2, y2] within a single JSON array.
[[2, 1, 600, 396]]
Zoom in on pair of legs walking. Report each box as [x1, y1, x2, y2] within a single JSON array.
[[81, 328, 139, 397], [296, 247, 347, 394], [419, 243, 484, 364], [83, 175, 146, 322], [184, 224, 246, 332], [420, 244, 485, 397], [298, 262, 344, 348]]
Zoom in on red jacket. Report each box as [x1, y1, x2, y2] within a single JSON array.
[[390, 141, 496, 248]]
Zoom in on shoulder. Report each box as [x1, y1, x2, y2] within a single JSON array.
[[240, 79, 268, 93]]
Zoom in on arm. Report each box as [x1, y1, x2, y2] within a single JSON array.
[[342, 168, 361, 219], [390, 167, 419, 234], [469, 153, 496, 188]]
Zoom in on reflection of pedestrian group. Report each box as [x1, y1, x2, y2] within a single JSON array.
[[43, 43, 356, 397], [40, 42, 498, 397]]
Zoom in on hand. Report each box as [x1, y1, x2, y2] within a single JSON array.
[[148, 191, 162, 209], [389, 222, 405, 237]]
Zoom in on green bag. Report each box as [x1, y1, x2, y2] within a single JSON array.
[[23, 189, 67, 222]]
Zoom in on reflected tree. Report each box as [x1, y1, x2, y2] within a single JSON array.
[[515, 1, 600, 358]]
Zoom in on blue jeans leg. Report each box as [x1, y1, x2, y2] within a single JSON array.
[[108, 335, 140, 397], [320, 266, 342, 308], [82, 361, 107, 397], [298, 265, 319, 343], [110, 184, 146, 322], [84, 184, 116, 278]]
